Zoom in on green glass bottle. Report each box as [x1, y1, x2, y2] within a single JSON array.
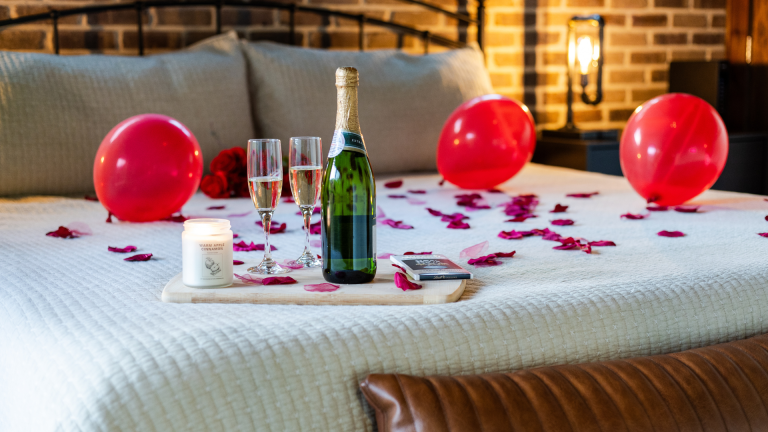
[[321, 67, 377, 284]]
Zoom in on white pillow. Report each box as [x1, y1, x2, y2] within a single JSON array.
[[0, 31, 254, 196], [242, 42, 493, 174]]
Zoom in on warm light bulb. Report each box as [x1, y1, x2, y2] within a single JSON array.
[[576, 36, 592, 75]]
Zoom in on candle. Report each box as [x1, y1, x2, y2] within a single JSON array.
[[182, 218, 233, 288]]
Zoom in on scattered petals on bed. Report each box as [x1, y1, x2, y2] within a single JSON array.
[[588, 240, 617, 247], [674, 206, 700, 213], [506, 215, 536, 222], [108, 245, 137, 253], [46, 226, 78, 239], [469, 252, 518, 267], [498, 230, 525, 240], [447, 220, 470, 229], [309, 221, 321, 235], [233, 260, 244, 265], [550, 204, 568, 213], [233, 241, 276, 252], [255, 221, 287, 234], [404, 251, 432, 255], [460, 240, 489, 259], [262, 276, 297, 285], [394, 272, 422, 291], [392, 264, 407, 273], [124, 253, 153, 261], [759, 233, 768, 238], [304, 283, 340, 293], [388, 194, 407, 199], [384, 180, 403, 189], [234, 273, 263, 284], [551, 219, 574, 226], [380, 219, 413, 229], [408, 190, 426, 194], [207, 205, 226, 210], [486, 189, 504, 194], [566, 192, 599, 198], [621, 212, 648, 220], [66, 222, 92, 236], [646, 205, 669, 211], [455, 193, 490, 210], [658, 230, 685, 237]]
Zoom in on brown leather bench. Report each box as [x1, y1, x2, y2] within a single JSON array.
[[361, 333, 768, 432]]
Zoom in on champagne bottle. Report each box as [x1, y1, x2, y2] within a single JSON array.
[[321, 67, 377, 284]]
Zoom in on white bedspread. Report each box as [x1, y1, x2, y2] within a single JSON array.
[[2, 164, 768, 431]]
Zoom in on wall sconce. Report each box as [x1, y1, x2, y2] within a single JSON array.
[[544, 14, 617, 140]]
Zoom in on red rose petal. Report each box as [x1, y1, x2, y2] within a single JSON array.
[[262, 276, 297, 285], [304, 283, 340, 292], [124, 253, 152, 261], [493, 251, 516, 258], [404, 251, 432, 255], [498, 230, 524, 240], [646, 205, 669, 212], [759, 233, 768, 237], [487, 189, 504, 194], [460, 241, 489, 259], [566, 192, 599, 198], [506, 214, 536, 222], [255, 221, 287, 234], [467, 254, 502, 267], [46, 226, 78, 239], [658, 230, 685, 237], [207, 205, 226, 210], [447, 220, 470, 229], [621, 213, 648, 220], [235, 273, 263, 284], [233, 241, 277, 252], [394, 272, 422, 291], [388, 194, 407, 199], [588, 240, 616, 247], [381, 219, 413, 229], [309, 221, 321, 235], [392, 264, 407, 273], [441, 213, 468, 222], [108, 245, 137, 253], [553, 243, 580, 250], [408, 190, 426, 194], [541, 230, 563, 242], [384, 180, 403, 189], [233, 233, 239, 238], [233, 260, 245, 265], [674, 206, 700, 213], [550, 204, 568, 213], [427, 208, 443, 217], [551, 219, 574, 226]]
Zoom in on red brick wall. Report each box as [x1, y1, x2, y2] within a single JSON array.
[[0, 0, 725, 129]]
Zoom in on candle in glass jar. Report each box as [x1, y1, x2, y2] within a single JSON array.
[[182, 218, 233, 288]]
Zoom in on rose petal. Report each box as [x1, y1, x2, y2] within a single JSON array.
[[408, 190, 426, 194], [438, 178, 446, 186], [446, 220, 470, 229], [493, 251, 516, 258], [280, 259, 305, 270], [262, 276, 297, 285], [407, 198, 427, 205], [674, 206, 700, 213], [621, 213, 648, 220], [506, 215, 536, 222], [309, 221, 321, 235], [566, 192, 599, 198], [388, 194, 407, 199], [377, 253, 395, 259], [235, 273, 263, 284], [658, 230, 685, 237], [427, 208, 443, 217], [66, 222, 92, 236], [487, 189, 504, 194], [580, 243, 593, 254], [381, 219, 413, 229], [310, 240, 321, 247], [207, 205, 226, 210], [404, 251, 432, 255], [394, 272, 422, 291], [295, 208, 321, 215], [550, 204, 568, 213], [162, 214, 188, 223], [588, 240, 616, 247], [384, 180, 403, 189], [46, 226, 78, 239], [84, 195, 99, 202], [551, 219, 575, 226], [233, 233, 239, 238], [498, 230, 524, 240], [460, 240, 489, 259], [468, 254, 502, 267], [392, 264, 407, 273], [377, 206, 386, 218], [233, 241, 277, 252], [441, 213, 468, 222], [124, 253, 152, 261], [759, 233, 768, 237], [646, 205, 669, 211], [233, 260, 245, 265], [108, 245, 137, 253], [304, 283, 340, 292], [255, 221, 287, 234], [553, 243, 581, 250], [227, 211, 252, 218]]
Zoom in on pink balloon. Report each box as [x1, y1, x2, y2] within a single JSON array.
[[620, 93, 728, 206], [437, 95, 536, 189], [94, 114, 203, 222]]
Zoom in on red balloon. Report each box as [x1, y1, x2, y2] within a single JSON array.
[[94, 114, 203, 222], [620, 93, 728, 206], [437, 95, 536, 189]]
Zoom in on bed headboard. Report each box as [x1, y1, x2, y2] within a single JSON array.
[[0, 0, 484, 55]]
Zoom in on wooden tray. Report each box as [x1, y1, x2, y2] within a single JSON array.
[[161, 259, 466, 305]]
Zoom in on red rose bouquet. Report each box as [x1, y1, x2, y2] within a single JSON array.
[[200, 147, 249, 198]]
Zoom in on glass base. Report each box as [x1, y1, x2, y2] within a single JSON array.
[[295, 250, 322, 268], [248, 257, 290, 275]]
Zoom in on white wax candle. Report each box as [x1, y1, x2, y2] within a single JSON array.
[[182, 218, 233, 288]]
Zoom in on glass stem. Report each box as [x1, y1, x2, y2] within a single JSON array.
[[262, 211, 273, 261], [302, 207, 313, 254]]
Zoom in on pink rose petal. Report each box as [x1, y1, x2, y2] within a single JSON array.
[[408, 190, 426, 194], [551, 219, 574, 226], [304, 283, 340, 292], [494, 251, 516, 258], [553, 242, 581, 251], [227, 211, 252, 218], [309, 221, 322, 235], [108, 245, 137, 253], [407, 198, 427, 205], [646, 205, 669, 211], [427, 208, 443, 217], [392, 264, 407, 273], [233, 233, 240, 238], [441, 213, 468, 222], [388, 194, 407, 199], [541, 230, 564, 242], [233, 260, 244, 265], [46, 226, 78, 239], [381, 219, 413, 229], [550, 204, 568, 213], [235, 273, 263, 284], [207, 205, 226, 210], [262, 276, 297, 285], [566, 192, 599, 198], [447, 220, 470, 229], [674, 206, 700, 213], [310, 239, 321, 247], [377, 253, 395, 259], [460, 241, 489, 259], [621, 213, 648, 220], [281, 259, 305, 270], [467, 254, 502, 267], [498, 230, 524, 240], [124, 253, 152, 261], [506, 214, 536, 222], [404, 251, 432, 255], [233, 241, 277, 252], [66, 222, 92, 236], [759, 233, 768, 237], [658, 230, 685, 237], [385, 180, 403, 189], [255, 221, 287, 234], [394, 272, 422, 291], [377, 206, 386, 218], [588, 240, 616, 247]]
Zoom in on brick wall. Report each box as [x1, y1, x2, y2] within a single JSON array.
[[0, 0, 725, 130]]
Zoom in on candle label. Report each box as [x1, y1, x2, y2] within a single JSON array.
[[200, 243, 225, 280]]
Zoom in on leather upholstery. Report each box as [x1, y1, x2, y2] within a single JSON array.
[[361, 333, 768, 432]]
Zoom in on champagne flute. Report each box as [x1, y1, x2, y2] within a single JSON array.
[[247, 139, 289, 275], [289, 137, 323, 268]]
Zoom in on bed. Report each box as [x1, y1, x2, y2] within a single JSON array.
[[2, 164, 767, 431]]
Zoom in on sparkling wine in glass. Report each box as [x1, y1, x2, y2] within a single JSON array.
[[289, 137, 323, 268], [247, 139, 289, 275]]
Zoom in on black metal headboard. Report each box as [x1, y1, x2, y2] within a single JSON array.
[[0, 0, 484, 55]]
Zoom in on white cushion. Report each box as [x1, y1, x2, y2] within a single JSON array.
[[0, 31, 254, 196], [242, 42, 493, 174]]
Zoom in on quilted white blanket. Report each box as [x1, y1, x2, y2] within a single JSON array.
[[2, 164, 767, 431]]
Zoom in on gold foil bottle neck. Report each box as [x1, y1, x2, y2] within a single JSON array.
[[335, 67, 359, 87], [335, 67, 360, 133]]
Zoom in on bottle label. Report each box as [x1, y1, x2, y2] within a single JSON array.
[[329, 130, 366, 158]]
